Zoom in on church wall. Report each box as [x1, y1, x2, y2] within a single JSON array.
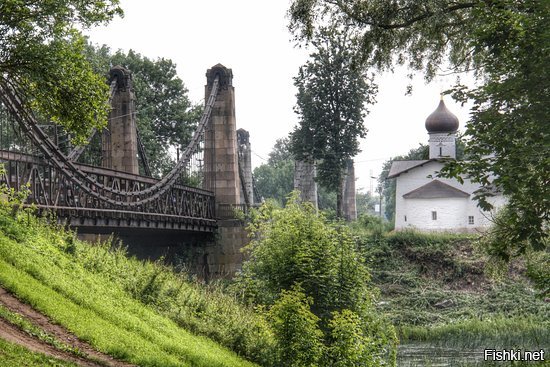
[[395, 161, 504, 232], [401, 197, 468, 231]]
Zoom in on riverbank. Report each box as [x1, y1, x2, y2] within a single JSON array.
[[353, 226, 548, 363]]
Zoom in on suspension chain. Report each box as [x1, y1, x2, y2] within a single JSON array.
[[0, 76, 219, 207]]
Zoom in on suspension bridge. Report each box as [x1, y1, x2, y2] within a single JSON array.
[[0, 64, 257, 274]]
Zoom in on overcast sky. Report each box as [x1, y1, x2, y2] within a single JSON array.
[[85, 0, 470, 193]]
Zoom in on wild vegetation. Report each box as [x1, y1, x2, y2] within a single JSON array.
[[233, 194, 398, 366], [0, 190, 267, 366], [352, 218, 549, 352]]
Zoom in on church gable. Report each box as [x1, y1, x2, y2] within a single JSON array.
[[403, 180, 470, 199]]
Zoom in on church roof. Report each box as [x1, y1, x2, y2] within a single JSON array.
[[387, 160, 431, 179], [425, 99, 459, 133], [403, 180, 470, 199]]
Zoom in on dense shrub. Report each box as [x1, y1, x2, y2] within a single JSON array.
[[233, 193, 397, 366]]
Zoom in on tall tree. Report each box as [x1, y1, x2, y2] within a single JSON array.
[[0, 0, 122, 143], [289, 0, 549, 256], [290, 25, 375, 218]]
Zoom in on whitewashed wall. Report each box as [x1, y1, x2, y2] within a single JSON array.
[[394, 161, 505, 232]]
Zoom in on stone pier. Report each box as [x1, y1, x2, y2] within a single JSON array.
[[237, 128, 253, 206], [102, 66, 139, 174], [202, 64, 248, 278], [203, 64, 241, 205], [294, 159, 318, 209], [342, 159, 357, 221]]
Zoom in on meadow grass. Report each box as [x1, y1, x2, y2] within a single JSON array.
[[0, 304, 83, 356], [399, 316, 549, 349], [0, 337, 78, 367], [0, 204, 260, 367], [353, 227, 549, 352]]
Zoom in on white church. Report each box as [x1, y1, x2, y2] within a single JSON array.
[[388, 98, 505, 232]]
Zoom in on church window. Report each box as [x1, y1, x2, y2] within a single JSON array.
[[404, 215, 407, 222], [432, 211, 437, 220], [439, 147, 442, 156], [468, 216, 474, 225]]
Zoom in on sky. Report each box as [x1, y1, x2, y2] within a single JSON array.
[[85, 0, 471, 193]]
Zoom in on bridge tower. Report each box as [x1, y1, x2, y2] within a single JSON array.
[[203, 64, 241, 207], [102, 66, 139, 174], [202, 64, 249, 277]]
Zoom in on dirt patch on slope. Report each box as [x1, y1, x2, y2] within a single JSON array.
[[0, 287, 136, 367]]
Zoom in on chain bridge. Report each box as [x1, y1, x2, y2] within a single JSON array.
[[0, 64, 258, 244]]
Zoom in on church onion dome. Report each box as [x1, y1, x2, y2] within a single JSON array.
[[425, 99, 459, 133]]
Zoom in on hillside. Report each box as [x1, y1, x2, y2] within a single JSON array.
[[356, 228, 549, 351], [0, 200, 267, 367]]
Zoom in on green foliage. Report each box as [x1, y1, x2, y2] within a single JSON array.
[[289, 0, 549, 258], [234, 193, 397, 366], [290, 25, 375, 217], [84, 45, 202, 177], [526, 252, 550, 298], [0, 193, 263, 366], [267, 287, 324, 367], [355, 229, 549, 349], [480, 206, 549, 296], [326, 310, 375, 367], [0, 0, 123, 143], [254, 159, 294, 206]]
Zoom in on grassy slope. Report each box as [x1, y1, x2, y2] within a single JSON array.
[[356, 229, 549, 349], [0, 204, 259, 367], [0, 338, 78, 367]]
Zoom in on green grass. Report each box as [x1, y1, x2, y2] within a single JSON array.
[[72, 239, 275, 365], [0, 337, 78, 367], [400, 316, 549, 349], [354, 228, 549, 350], [0, 304, 84, 357], [0, 204, 260, 367]]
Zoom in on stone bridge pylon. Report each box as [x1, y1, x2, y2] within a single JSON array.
[[203, 64, 241, 210], [201, 64, 250, 277]]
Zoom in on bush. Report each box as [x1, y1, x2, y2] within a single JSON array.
[[233, 192, 397, 366], [268, 286, 324, 367]]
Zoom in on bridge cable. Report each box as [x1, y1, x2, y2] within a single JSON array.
[[0, 76, 220, 207]]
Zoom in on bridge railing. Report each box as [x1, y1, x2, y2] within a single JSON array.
[[0, 150, 216, 230]]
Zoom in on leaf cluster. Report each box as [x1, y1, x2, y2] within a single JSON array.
[[0, 0, 123, 143]]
